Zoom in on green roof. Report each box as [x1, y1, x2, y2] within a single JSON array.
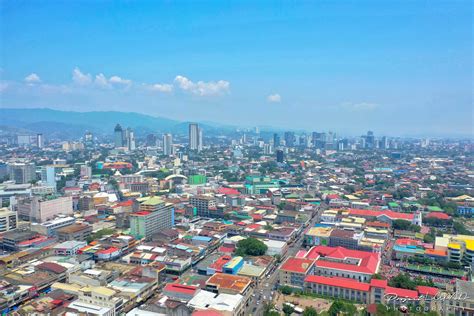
[[427, 206, 443, 212], [142, 196, 164, 206]]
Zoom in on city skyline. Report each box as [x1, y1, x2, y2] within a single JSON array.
[[0, 1, 472, 137]]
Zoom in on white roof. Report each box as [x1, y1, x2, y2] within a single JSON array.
[[187, 290, 243, 312]]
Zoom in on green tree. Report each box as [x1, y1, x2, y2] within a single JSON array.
[[279, 285, 293, 295], [283, 304, 295, 316], [302, 306, 318, 316], [328, 300, 345, 316], [235, 238, 268, 256], [264, 303, 280, 316]]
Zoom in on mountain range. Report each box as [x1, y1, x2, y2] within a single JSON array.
[[0, 108, 240, 139]]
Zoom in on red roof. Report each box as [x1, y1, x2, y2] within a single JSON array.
[[217, 187, 240, 195], [36, 262, 67, 274], [115, 200, 134, 207], [193, 311, 224, 316], [417, 286, 439, 296], [305, 275, 371, 291], [385, 286, 418, 299], [369, 278, 388, 288], [97, 247, 119, 254], [164, 283, 198, 295], [348, 208, 414, 220], [132, 211, 151, 216], [305, 246, 380, 274], [327, 194, 340, 200], [426, 212, 451, 220], [280, 257, 314, 274], [210, 255, 232, 271]]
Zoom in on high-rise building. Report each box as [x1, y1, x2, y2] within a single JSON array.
[[0, 208, 18, 233], [273, 133, 280, 147], [130, 197, 175, 239], [189, 123, 200, 151], [114, 124, 124, 148], [163, 133, 173, 156], [284, 132, 295, 147], [189, 195, 217, 217], [8, 162, 36, 184], [366, 131, 375, 149], [127, 128, 136, 151], [36, 134, 44, 148], [198, 128, 203, 151], [276, 149, 284, 163], [41, 166, 56, 188]]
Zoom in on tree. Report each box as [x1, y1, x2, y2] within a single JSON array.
[[302, 306, 318, 316], [283, 304, 295, 316], [235, 238, 268, 256], [392, 219, 421, 232], [280, 285, 293, 295], [328, 300, 357, 316], [264, 303, 280, 316]]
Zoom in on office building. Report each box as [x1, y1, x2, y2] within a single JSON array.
[[8, 162, 36, 184], [36, 134, 44, 148], [284, 131, 295, 147], [276, 150, 284, 163], [163, 133, 173, 156], [0, 208, 18, 233], [189, 195, 217, 218], [273, 133, 280, 147], [126, 128, 136, 151], [41, 166, 56, 188], [17, 195, 73, 222], [114, 124, 124, 148], [189, 123, 200, 150], [130, 197, 175, 239]]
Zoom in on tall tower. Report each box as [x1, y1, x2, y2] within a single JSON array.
[[114, 124, 124, 148], [127, 128, 136, 151], [189, 123, 199, 150], [413, 211, 422, 227], [198, 128, 203, 151], [36, 134, 44, 148], [163, 133, 173, 156]]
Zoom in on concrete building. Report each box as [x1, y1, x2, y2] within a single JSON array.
[[8, 162, 36, 184], [30, 216, 76, 236], [130, 197, 174, 239], [0, 208, 18, 233], [56, 223, 93, 242], [17, 195, 73, 222], [189, 195, 217, 218]]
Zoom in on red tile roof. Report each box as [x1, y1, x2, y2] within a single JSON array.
[[217, 188, 240, 195], [385, 286, 419, 299], [132, 211, 151, 216], [305, 275, 371, 291], [305, 246, 380, 274], [164, 283, 198, 295], [36, 262, 67, 274], [426, 212, 451, 220], [416, 286, 439, 297], [280, 257, 314, 274]]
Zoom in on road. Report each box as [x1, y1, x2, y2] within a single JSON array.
[[247, 205, 324, 315]]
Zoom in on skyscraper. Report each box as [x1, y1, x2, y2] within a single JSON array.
[[114, 124, 124, 148], [189, 123, 200, 151], [127, 128, 136, 151], [163, 133, 173, 156], [198, 128, 203, 151], [273, 133, 280, 147], [36, 134, 44, 148], [284, 131, 295, 147], [276, 150, 284, 163]]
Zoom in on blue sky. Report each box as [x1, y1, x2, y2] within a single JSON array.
[[0, 0, 472, 136]]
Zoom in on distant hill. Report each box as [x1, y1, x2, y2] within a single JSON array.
[[0, 108, 235, 139]]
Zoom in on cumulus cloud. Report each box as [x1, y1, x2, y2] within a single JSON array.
[[94, 73, 111, 88], [0, 82, 9, 93], [174, 75, 230, 96], [72, 67, 92, 85], [109, 75, 132, 86], [341, 102, 379, 111], [24, 73, 41, 84], [267, 93, 281, 103], [148, 83, 173, 93]]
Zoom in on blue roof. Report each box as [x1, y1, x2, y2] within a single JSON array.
[[192, 236, 212, 242]]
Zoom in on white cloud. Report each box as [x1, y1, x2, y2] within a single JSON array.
[[109, 75, 132, 86], [341, 102, 379, 111], [148, 83, 173, 93], [174, 75, 230, 96], [72, 67, 92, 85], [94, 73, 111, 88], [24, 73, 41, 84], [267, 93, 281, 103]]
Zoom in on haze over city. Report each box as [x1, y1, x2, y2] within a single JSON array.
[[1, 1, 472, 137]]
